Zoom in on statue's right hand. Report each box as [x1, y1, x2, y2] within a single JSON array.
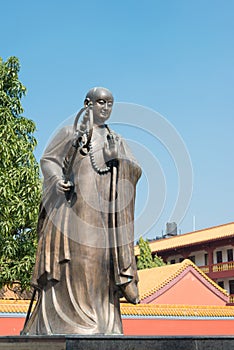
[[56, 180, 74, 194]]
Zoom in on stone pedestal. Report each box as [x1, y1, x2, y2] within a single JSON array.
[[0, 335, 234, 350]]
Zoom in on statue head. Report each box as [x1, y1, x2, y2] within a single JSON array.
[[84, 87, 114, 126]]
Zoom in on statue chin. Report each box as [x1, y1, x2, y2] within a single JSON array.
[[119, 280, 140, 304]]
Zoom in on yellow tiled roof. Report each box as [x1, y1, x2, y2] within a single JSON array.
[[121, 303, 234, 317], [137, 259, 228, 301], [135, 222, 234, 255], [1, 299, 233, 318], [0, 300, 31, 313]]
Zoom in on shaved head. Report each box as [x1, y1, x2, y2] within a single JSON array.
[[84, 87, 114, 105], [84, 87, 114, 126]]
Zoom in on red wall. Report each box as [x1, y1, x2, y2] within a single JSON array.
[[123, 318, 234, 336], [1, 317, 234, 336], [151, 271, 226, 305], [0, 318, 25, 336]]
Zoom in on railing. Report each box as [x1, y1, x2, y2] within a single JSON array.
[[229, 294, 234, 304], [212, 261, 234, 272], [198, 261, 234, 274]]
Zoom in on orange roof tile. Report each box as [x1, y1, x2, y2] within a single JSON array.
[[137, 259, 228, 301], [0, 300, 31, 314], [1, 299, 234, 319], [121, 303, 234, 317], [135, 222, 234, 255]]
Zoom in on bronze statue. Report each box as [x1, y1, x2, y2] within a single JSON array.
[[22, 87, 141, 335]]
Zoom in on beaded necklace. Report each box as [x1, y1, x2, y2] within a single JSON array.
[[88, 125, 112, 175]]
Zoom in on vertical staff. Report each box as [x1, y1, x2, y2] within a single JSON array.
[[106, 134, 121, 285]]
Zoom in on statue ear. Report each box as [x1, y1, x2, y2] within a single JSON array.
[[84, 98, 91, 107]]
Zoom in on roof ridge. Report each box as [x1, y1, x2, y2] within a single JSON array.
[[139, 261, 189, 300], [134, 222, 234, 255], [120, 303, 234, 317], [138, 259, 228, 301], [182, 259, 228, 296], [147, 222, 234, 245], [122, 303, 234, 309]]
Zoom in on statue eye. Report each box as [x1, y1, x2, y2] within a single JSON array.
[[96, 99, 113, 108], [97, 99, 105, 105]]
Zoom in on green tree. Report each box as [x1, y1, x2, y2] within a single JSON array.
[[137, 236, 166, 270], [0, 56, 41, 289]]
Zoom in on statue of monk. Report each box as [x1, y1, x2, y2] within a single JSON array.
[[22, 87, 141, 335]]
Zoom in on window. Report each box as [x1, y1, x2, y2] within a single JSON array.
[[218, 281, 224, 289], [229, 280, 234, 295], [170, 259, 175, 264], [204, 253, 208, 265], [216, 251, 222, 263], [188, 255, 195, 263], [227, 249, 233, 262]]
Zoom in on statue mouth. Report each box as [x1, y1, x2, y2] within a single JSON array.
[[100, 112, 108, 118]]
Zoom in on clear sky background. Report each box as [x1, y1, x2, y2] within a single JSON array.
[[1, 0, 234, 239]]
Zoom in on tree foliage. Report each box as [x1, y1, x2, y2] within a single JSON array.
[[0, 56, 41, 289], [137, 236, 166, 270]]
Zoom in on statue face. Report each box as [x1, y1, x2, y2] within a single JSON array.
[[93, 97, 113, 125], [85, 88, 114, 126]]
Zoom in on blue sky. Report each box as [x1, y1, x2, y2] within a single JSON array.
[[1, 0, 234, 239]]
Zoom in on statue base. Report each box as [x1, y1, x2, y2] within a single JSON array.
[[0, 335, 234, 350]]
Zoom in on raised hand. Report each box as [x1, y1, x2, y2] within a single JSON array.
[[103, 134, 119, 163]]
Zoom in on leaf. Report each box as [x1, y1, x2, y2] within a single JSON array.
[[137, 236, 166, 270], [0, 56, 41, 290]]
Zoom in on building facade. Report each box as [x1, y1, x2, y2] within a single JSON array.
[[135, 222, 234, 302]]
